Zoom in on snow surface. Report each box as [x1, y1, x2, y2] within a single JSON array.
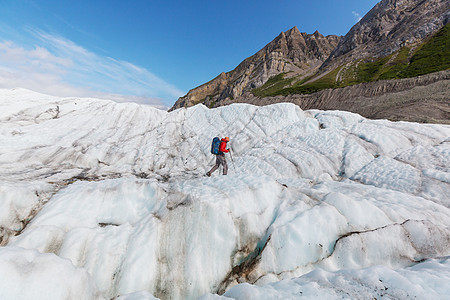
[[0, 88, 449, 299]]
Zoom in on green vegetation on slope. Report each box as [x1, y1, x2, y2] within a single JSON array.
[[401, 23, 450, 77], [277, 67, 341, 95], [251, 23, 450, 97], [252, 73, 295, 97], [378, 46, 411, 80]]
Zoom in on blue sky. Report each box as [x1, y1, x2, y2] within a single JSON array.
[[0, 0, 379, 108]]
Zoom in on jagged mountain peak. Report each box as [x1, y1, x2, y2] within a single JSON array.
[[313, 30, 323, 37], [170, 27, 341, 110], [282, 25, 300, 36]]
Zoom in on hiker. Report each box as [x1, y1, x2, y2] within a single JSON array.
[[207, 137, 230, 176]]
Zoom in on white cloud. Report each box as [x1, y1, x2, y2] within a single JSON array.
[[0, 30, 184, 109], [0, 41, 86, 96], [91, 93, 169, 110], [352, 11, 362, 22]]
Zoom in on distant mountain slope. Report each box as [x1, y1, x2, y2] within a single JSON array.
[[170, 0, 449, 123], [255, 23, 450, 97], [217, 70, 450, 124]]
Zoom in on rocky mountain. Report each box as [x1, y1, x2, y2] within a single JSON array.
[[170, 0, 449, 123], [171, 27, 341, 110], [322, 0, 449, 71]]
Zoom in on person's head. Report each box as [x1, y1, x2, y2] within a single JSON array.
[[224, 137, 230, 142]]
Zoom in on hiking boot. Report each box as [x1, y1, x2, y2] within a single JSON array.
[[206, 172, 211, 177]]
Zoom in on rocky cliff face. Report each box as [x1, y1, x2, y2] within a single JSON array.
[[322, 0, 449, 70], [171, 27, 341, 110]]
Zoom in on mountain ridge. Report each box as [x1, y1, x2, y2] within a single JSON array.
[[171, 27, 341, 110], [170, 0, 449, 121]]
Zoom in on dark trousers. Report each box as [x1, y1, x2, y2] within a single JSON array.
[[209, 154, 228, 175]]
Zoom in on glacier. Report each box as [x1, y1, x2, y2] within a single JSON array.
[[0, 88, 449, 300]]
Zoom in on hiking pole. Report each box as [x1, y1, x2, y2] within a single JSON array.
[[229, 149, 237, 173]]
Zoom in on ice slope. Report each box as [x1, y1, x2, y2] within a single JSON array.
[[0, 88, 449, 299]]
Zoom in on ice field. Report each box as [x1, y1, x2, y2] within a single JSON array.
[[0, 88, 449, 299]]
